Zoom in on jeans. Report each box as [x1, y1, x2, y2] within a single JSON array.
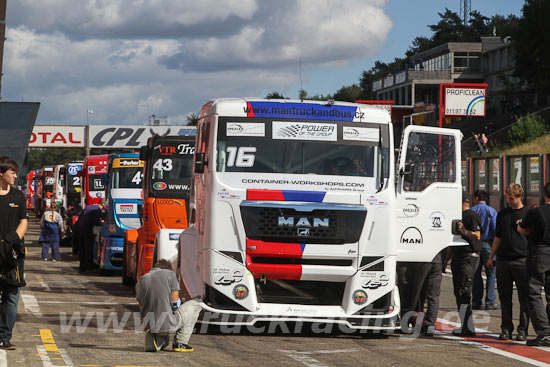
[[0, 284, 20, 341], [496, 258, 529, 334], [473, 241, 496, 306], [527, 265, 550, 336], [404, 262, 442, 327], [173, 300, 202, 344], [41, 241, 60, 261], [451, 252, 480, 333]]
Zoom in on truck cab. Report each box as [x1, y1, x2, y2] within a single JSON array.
[[25, 170, 37, 210], [122, 133, 195, 285], [37, 165, 55, 215], [81, 155, 108, 207], [96, 154, 144, 271], [177, 98, 463, 331], [53, 164, 66, 208]]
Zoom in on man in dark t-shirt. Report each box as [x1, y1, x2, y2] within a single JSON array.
[[75, 200, 105, 272], [487, 184, 529, 341], [445, 195, 482, 336], [0, 156, 28, 350], [518, 182, 550, 347]]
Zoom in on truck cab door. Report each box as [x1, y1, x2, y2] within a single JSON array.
[[396, 125, 463, 262]]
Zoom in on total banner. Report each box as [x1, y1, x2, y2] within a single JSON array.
[[89, 125, 194, 148], [29, 125, 86, 147]]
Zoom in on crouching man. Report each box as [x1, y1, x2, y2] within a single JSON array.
[[136, 259, 202, 352]]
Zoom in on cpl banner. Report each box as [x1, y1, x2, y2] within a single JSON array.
[[89, 125, 196, 148], [29, 125, 86, 147]]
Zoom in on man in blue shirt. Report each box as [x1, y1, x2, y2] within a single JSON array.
[[471, 189, 498, 310]]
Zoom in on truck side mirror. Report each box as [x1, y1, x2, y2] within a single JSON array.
[[195, 153, 207, 174], [139, 146, 148, 161], [400, 163, 415, 184]]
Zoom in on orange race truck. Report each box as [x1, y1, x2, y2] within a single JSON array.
[[122, 133, 195, 285]]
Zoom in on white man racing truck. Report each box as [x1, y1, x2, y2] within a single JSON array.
[[177, 98, 463, 331]]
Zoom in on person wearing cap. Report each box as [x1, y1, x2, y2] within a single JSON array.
[[444, 195, 482, 336]]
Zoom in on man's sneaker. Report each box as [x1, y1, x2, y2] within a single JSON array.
[[43, 258, 48, 261], [472, 303, 482, 310], [526, 335, 550, 347], [0, 340, 16, 350], [485, 303, 500, 310], [516, 331, 527, 341], [498, 330, 511, 340], [173, 343, 194, 352]]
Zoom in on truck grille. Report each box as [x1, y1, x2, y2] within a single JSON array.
[[240, 202, 367, 244]]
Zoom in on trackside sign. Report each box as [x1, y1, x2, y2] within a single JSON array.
[[89, 126, 195, 148], [29, 125, 86, 148], [444, 88, 486, 116]]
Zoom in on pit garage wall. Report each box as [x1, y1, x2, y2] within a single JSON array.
[[464, 154, 549, 210]]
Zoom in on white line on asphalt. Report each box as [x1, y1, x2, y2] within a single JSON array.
[[58, 348, 73, 366], [279, 349, 359, 367], [21, 292, 43, 317], [437, 317, 549, 366], [0, 350, 7, 367]]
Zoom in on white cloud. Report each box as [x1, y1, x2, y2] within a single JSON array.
[[3, 0, 391, 124]]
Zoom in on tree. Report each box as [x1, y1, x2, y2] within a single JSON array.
[[514, 0, 550, 92], [298, 89, 308, 101], [28, 148, 85, 170], [333, 84, 362, 102], [265, 91, 286, 99], [185, 113, 198, 126]]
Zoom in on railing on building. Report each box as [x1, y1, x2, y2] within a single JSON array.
[[373, 69, 453, 91]]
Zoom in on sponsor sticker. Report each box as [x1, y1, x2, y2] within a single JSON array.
[[214, 269, 244, 286], [88, 166, 95, 174], [116, 203, 137, 215], [403, 204, 419, 217], [428, 211, 445, 231], [365, 195, 387, 206], [361, 272, 390, 289], [272, 121, 337, 141], [353, 290, 368, 305], [233, 284, 249, 300], [342, 126, 379, 142], [226, 122, 265, 137], [400, 227, 423, 244], [114, 159, 141, 168], [217, 189, 241, 200], [169, 233, 180, 241], [68, 164, 81, 175], [153, 182, 167, 190]]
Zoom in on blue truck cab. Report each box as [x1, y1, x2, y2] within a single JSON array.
[[96, 153, 144, 271]]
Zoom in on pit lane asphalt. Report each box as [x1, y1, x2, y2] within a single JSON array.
[[3, 217, 545, 367]]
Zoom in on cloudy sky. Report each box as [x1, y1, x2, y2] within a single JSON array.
[[3, 0, 522, 125]]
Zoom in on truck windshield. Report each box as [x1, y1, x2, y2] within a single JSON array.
[[216, 118, 389, 177], [88, 174, 105, 191], [150, 140, 194, 194], [111, 166, 143, 189]]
